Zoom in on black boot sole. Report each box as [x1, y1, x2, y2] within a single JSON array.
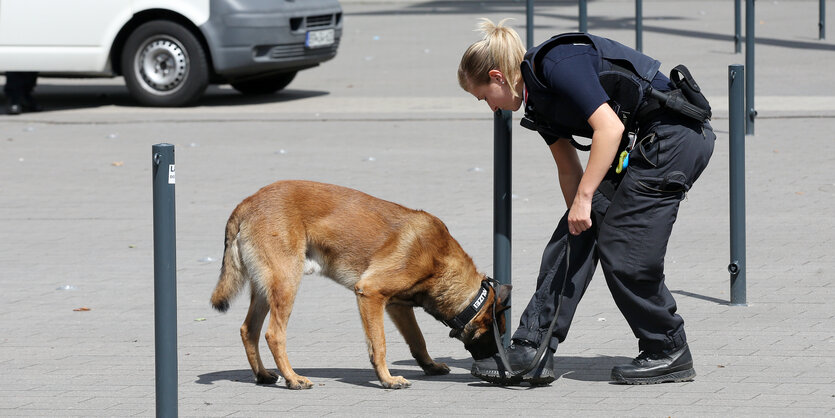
[[471, 363, 556, 386], [610, 367, 696, 385]]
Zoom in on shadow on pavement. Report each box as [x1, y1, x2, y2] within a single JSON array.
[[391, 355, 473, 370], [196, 358, 480, 389], [553, 355, 633, 382], [462, 354, 633, 389], [671, 289, 730, 305], [350, 1, 835, 52], [1, 84, 329, 115], [195, 368, 382, 389]]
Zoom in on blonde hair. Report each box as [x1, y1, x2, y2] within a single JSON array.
[[458, 18, 527, 98]]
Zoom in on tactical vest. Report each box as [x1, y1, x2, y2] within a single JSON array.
[[520, 33, 661, 148]]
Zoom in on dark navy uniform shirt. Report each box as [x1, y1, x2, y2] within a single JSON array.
[[530, 43, 674, 141]]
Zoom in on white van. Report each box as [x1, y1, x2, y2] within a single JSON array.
[[0, 0, 342, 106]]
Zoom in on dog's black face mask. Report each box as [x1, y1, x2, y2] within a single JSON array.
[[453, 283, 511, 360]]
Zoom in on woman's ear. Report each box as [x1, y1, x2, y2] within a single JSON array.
[[488, 69, 504, 84]]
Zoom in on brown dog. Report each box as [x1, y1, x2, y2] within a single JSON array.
[[210, 180, 510, 389]]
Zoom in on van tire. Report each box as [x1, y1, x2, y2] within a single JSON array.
[[121, 20, 209, 107], [231, 72, 297, 95]]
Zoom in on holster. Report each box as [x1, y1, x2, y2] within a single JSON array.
[[670, 65, 712, 120], [648, 88, 711, 122], [637, 65, 712, 124]]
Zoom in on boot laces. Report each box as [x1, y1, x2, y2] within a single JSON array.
[[635, 350, 664, 363]]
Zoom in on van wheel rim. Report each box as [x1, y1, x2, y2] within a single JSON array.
[[135, 36, 189, 95]]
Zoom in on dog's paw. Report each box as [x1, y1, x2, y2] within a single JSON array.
[[285, 376, 314, 390], [381, 376, 411, 389], [255, 371, 280, 385], [421, 362, 451, 376]]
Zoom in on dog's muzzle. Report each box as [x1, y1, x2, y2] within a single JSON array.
[[464, 327, 500, 360]]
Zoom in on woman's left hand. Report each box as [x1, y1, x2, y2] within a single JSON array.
[[567, 194, 593, 235]]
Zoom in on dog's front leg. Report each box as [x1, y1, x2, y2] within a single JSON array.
[[386, 304, 450, 375], [355, 285, 411, 389]]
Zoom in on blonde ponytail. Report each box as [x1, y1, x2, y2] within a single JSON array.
[[458, 18, 526, 97]]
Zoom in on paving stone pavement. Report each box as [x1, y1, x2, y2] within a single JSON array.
[[1, 1, 834, 416]]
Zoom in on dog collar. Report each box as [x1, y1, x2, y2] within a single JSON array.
[[442, 279, 492, 330]]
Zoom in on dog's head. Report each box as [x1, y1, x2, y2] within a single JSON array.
[[449, 282, 512, 360]]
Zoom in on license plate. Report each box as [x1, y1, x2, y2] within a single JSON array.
[[305, 29, 335, 48]]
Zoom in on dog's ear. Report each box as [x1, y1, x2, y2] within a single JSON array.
[[493, 284, 512, 315], [497, 284, 512, 305]]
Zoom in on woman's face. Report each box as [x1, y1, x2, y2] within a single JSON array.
[[467, 70, 523, 112]]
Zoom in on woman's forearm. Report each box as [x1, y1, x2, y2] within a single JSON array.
[[558, 171, 582, 208], [576, 103, 625, 201], [549, 139, 584, 208], [566, 103, 624, 235], [576, 129, 621, 200]]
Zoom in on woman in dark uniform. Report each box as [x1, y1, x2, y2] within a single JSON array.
[[458, 19, 715, 386]]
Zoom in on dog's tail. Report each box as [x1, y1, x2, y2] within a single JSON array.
[[210, 205, 247, 313]]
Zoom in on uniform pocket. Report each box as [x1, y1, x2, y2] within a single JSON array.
[[635, 132, 659, 168], [634, 170, 689, 200], [637, 123, 699, 171]]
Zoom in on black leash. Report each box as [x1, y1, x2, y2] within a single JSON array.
[[489, 233, 573, 383]]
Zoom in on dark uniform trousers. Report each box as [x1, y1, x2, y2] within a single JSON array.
[[512, 113, 716, 354], [4, 72, 38, 103]]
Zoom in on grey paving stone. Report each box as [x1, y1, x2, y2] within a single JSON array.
[[2, 0, 834, 416]]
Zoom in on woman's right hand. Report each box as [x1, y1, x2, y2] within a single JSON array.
[[567, 192, 593, 235]]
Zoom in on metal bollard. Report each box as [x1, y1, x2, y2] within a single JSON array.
[[821, 0, 827, 40], [735, 0, 742, 53], [728, 66, 747, 306], [579, 0, 588, 33], [493, 110, 512, 347], [635, 0, 643, 52], [526, 0, 534, 49], [152, 144, 178, 417], [745, 0, 757, 135]]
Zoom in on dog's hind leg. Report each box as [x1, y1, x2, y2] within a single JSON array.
[[262, 259, 314, 390], [386, 304, 450, 376], [241, 290, 278, 384]]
